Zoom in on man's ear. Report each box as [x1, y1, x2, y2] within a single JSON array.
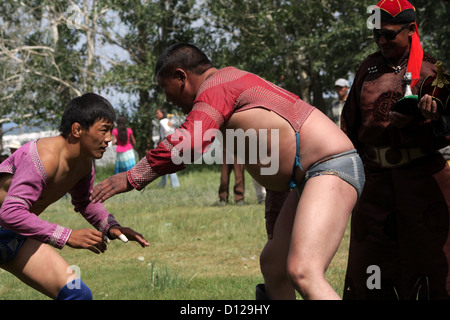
[[408, 22, 416, 37], [174, 68, 187, 84], [71, 122, 82, 138]]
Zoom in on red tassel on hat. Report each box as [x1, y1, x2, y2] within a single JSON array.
[[408, 22, 423, 89]]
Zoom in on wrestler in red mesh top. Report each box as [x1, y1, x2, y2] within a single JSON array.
[[125, 66, 315, 189], [91, 43, 364, 300]]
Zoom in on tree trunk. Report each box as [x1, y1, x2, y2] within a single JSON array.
[[85, 0, 97, 92], [311, 69, 326, 113]]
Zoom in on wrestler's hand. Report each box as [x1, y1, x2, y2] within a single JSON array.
[[418, 94, 439, 121], [66, 228, 107, 254], [90, 172, 133, 203], [389, 111, 413, 128], [108, 226, 150, 248]]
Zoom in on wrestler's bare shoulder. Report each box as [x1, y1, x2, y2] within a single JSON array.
[[36, 137, 65, 180]]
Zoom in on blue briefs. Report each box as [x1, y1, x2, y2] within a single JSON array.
[[0, 226, 27, 265]]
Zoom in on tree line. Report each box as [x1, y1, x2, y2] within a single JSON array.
[[1, 0, 449, 156]]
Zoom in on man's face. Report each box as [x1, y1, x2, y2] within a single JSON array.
[[374, 22, 414, 62], [156, 70, 196, 114], [80, 119, 114, 159], [335, 86, 348, 98]]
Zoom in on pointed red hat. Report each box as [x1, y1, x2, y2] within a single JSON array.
[[376, 0, 423, 89], [376, 0, 416, 22]]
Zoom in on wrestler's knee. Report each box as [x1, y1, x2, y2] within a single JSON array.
[[56, 279, 93, 300], [259, 246, 271, 277], [260, 244, 287, 282], [286, 258, 321, 294]]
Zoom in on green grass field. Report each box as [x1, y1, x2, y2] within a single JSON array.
[[0, 164, 350, 300]]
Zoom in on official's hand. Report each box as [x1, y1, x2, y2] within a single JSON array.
[[108, 226, 150, 248], [90, 172, 132, 203], [418, 94, 439, 121], [66, 228, 107, 254], [389, 111, 413, 128]]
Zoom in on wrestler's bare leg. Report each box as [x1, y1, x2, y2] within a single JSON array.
[[287, 174, 356, 300], [259, 190, 298, 299], [1, 238, 77, 299]]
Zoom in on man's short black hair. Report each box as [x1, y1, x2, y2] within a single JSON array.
[[59, 93, 116, 138], [154, 43, 213, 80]]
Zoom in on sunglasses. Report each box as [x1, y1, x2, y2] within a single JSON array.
[[373, 24, 410, 41]]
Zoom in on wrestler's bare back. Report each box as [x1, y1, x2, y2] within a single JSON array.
[[0, 136, 92, 215], [225, 108, 354, 192]]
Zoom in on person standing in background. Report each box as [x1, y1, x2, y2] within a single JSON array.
[[112, 115, 136, 174], [155, 109, 180, 188], [328, 78, 350, 128], [252, 178, 266, 204], [218, 147, 245, 206]]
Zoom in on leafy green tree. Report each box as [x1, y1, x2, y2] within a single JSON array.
[[2, 0, 448, 154], [415, 0, 450, 67], [97, 0, 199, 156], [0, 0, 99, 149], [204, 0, 376, 113]]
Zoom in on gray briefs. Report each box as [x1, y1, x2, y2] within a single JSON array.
[[299, 149, 365, 198]]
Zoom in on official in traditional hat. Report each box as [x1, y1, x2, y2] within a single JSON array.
[[376, 0, 423, 88], [341, 0, 450, 300]]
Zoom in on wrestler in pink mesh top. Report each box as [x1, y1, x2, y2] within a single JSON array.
[[0, 93, 149, 300], [127, 66, 315, 190], [0, 140, 119, 249]]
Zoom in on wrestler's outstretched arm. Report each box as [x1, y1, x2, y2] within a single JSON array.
[[108, 225, 149, 247], [90, 172, 132, 203]]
